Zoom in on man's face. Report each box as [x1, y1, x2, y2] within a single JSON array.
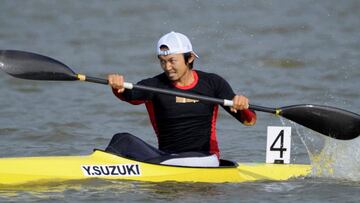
[[158, 53, 189, 82]]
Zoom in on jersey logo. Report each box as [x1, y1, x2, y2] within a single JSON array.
[[176, 96, 199, 103]]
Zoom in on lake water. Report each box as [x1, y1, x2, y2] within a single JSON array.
[[0, 0, 359, 202]]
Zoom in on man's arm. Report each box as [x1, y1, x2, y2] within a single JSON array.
[[211, 73, 256, 126], [108, 74, 152, 105]]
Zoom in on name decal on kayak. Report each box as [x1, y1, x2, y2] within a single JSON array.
[[81, 164, 141, 176]]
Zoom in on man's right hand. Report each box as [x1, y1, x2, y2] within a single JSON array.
[[108, 74, 125, 93]]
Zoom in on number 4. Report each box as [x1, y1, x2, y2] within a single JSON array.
[[270, 130, 287, 158]]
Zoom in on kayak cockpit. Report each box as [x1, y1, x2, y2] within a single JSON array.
[[99, 133, 239, 168], [94, 149, 238, 168]]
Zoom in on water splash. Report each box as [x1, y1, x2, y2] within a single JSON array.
[[282, 118, 360, 182], [309, 138, 360, 181]]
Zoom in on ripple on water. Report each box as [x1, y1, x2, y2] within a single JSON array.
[[260, 58, 306, 69]]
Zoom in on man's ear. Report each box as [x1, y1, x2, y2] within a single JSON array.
[[188, 52, 196, 64]]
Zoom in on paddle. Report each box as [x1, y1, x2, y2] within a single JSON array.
[[1, 50, 359, 140]]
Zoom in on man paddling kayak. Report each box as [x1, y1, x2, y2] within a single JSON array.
[[107, 31, 256, 167]]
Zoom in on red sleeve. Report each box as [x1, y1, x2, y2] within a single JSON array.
[[238, 109, 256, 125]]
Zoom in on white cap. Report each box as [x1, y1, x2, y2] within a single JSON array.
[[156, 31, 199, 58]]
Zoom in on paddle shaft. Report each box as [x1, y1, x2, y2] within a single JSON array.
[[84, 75, 233, 106], [83, 75, 277, 113]]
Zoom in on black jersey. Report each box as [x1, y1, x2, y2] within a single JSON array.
[[113, 70, 256, 157]]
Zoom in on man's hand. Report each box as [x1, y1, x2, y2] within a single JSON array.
[[108, 74, 125, 93], [230, 95, 250, 113]]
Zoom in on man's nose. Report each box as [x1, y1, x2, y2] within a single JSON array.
[[164, 61, 172, 70]]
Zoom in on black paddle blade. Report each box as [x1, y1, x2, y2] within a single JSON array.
[[0, 50, 77, 81], [280, 104, 360, 140]]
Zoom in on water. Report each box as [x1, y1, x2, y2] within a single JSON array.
[[0, 0, 359, 202]]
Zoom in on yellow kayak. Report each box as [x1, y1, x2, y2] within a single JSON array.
[[0, 149, 311, 185]]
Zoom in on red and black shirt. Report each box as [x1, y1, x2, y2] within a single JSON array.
[[112, 70, 256, 157]]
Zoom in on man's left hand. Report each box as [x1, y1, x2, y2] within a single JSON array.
[[230, 95, 250, 113]]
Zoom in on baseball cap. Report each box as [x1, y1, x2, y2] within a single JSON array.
[[156, 31, 199, 58]]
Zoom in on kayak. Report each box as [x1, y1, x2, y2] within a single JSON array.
[[0, 149, 311, 185]]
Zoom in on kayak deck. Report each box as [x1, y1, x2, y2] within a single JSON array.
[[0, 150, 311, 185]]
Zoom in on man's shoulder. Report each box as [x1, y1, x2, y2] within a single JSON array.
[[196, 70, 225, 81], [196, 70, 232, 93]]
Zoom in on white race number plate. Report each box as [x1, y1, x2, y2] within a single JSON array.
[[266, 126, 291, 164]]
